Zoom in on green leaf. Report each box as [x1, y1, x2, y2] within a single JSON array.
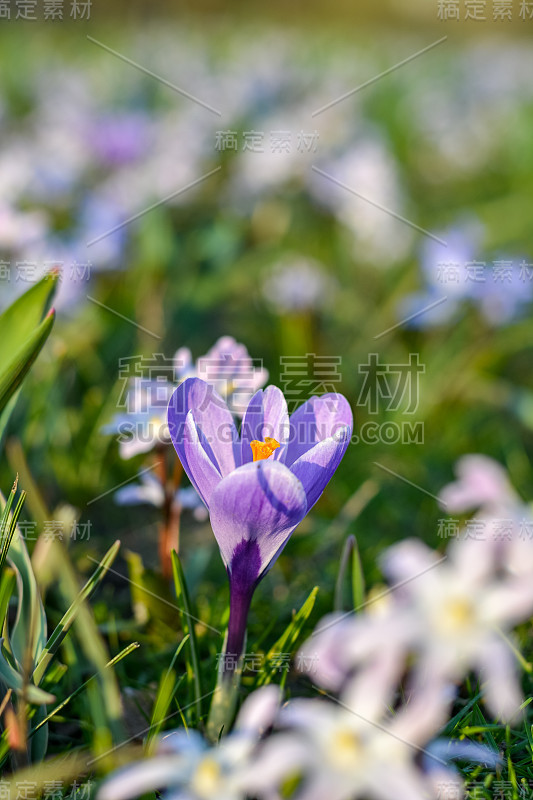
[[0, 569, 16, 630], [0, 492, 47, 670], [0, 272, 57, 368], [0, 644, 55, 705], [0, 273, 58, 441], [0, 479, 26, 578], [0, 309, 55, 419], [351, 536, 365, 611]]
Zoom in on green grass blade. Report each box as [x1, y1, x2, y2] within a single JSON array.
[[33, 539, 121, 685], [146, 636, 190, 753], [351, 534, 365, 610], [0, 485, 26, 578], [32, 537, 124, 748], [29, 643, 140, 738], [257, 586, 319, 688], [171, 550, 202, 727]]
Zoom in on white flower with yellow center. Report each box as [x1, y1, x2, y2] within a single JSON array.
[[382, 535, 533, 721], [98, 686, 280, 800], [246, 671, 446, 800]]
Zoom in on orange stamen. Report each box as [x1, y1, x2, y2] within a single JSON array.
[[250, 437, 281, 462]]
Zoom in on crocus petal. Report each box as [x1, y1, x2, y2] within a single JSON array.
[[283, 393, 353, 467], [209, 459, 307, 576], [169, 410, 222, 507], [168, 377, 239, 478], [290, 425, 351, 510], [240, 385, 289, 466]]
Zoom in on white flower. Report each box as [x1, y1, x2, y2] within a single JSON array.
[[98, 686, 280, 800], [103, 378, 175, 460], [115, 471, 207, 521], [104, 339, 268, 459], [438, 455, 533, 580], [249, 673, 447, 800], [262, 256, 337, 314], [438, 455, 518, 514], [174, 337, 268, 417], [298, 605, 409, 694], [382, 536, 533, 721]]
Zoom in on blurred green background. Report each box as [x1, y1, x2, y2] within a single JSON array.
[[1, 1, 533, 754]]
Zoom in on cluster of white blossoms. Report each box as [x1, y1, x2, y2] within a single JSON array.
[[99, 455, 533, 800]]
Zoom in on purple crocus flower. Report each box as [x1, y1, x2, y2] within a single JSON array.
[[167, 378, 352, 663]]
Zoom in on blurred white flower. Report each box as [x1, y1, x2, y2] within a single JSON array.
[[98, 686, 280, 800], [0, 204, 48, 252], [438, 455, 533, 582], [175, 336, 268, 417], [382, 535, 533, 721], [310, 135, 413, 267], [250, 673, 447, 800], [115, 470, 207, 521], [438, 455, 518, 514], [262, 256, 337, 314], [298, 605, 410, 694], [103, 377, 175, 460]]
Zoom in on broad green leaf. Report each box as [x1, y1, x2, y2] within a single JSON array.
[[0, 272, 58, 370], [0, 309, 55, 419], [0, 492, 47, 670], [0, 569, 16, 630], [0, 644, 55, 705], [0, 394, 19, 449]]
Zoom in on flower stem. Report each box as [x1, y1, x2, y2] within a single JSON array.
[[225, 582, 253, 667]]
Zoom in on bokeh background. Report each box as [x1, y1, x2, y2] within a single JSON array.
[[1, 0, 533, 747]]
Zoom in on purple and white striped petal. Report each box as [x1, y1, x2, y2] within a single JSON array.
[[290, 425, 351, 510], [240, 386, 289, 466], [209, 459, 307, 576], [168, 378, 239, 478], [170, 411, 222, 507], [283, 393, 353, 467]]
